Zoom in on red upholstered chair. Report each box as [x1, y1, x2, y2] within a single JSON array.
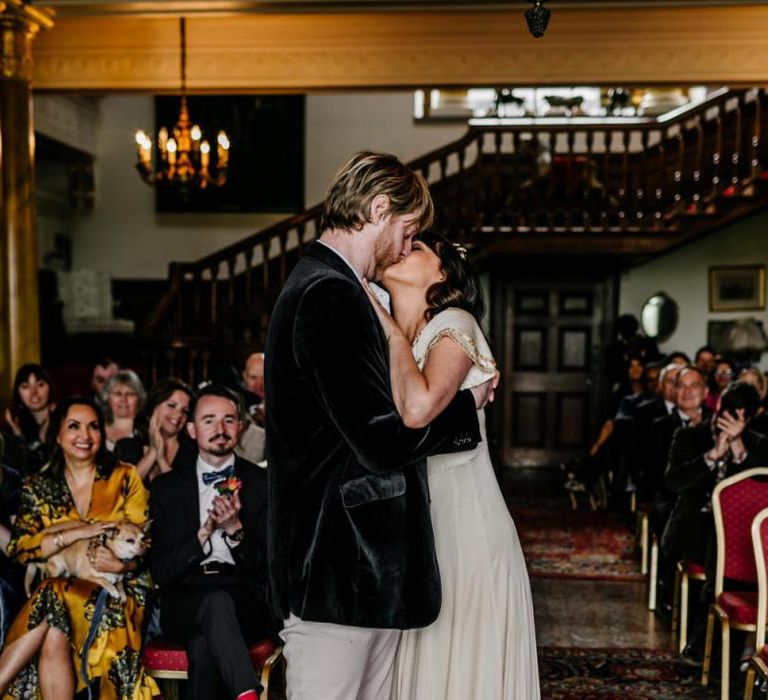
[[701, 468, 768, 700], [142, 637, 283, 700], [744, 507, 768, 700], [671, 559, 707, 652]]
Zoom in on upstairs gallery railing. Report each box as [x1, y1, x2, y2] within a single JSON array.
[[143, 87, 767, 380]]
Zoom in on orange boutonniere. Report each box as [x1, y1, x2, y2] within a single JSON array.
[[215, 476, 243, 496]]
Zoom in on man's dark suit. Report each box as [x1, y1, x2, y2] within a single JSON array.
[[264, 241, 481, 630], [662, 422, 768, 564], [149, 455, 274, 699]]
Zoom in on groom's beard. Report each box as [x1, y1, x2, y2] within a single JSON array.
[[372, 223, 401, 281]]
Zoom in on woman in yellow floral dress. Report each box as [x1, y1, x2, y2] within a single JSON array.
[[0, 397, 159, 699]]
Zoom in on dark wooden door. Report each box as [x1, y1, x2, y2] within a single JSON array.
[[499, 278, 613, 467]]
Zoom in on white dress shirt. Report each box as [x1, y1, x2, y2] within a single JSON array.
[[197, 454, 237, 566]]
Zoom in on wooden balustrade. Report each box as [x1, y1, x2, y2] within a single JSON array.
[[144, 88, 768, 382]]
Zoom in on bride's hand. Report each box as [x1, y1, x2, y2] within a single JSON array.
[[470, 372, 501, 409], [362, 278, 400, 340]]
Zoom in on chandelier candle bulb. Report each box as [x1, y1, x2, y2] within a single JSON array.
[[167, 138, 177, 166], [200, 140, 210, 169]]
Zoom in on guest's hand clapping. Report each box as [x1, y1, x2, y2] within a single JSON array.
[[198, 492, 243, 544], [708, 408, 747, 461], [148, 410, 170, 473]]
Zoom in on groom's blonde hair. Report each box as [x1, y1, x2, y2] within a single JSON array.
[[320, 151, 434, 235]]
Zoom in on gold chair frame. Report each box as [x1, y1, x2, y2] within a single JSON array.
[[146, 645, 284, 700], [744, 507, 768, 700], [671, 559, 707, 652], [702, 467, 768, 700]]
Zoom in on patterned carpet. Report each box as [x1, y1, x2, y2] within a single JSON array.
[[539, 647, 721, 699], [513, 502, 644, 581]]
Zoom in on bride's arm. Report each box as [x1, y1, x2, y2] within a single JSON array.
[[387, 330, 473, 429], [364, 282, 473, 429]]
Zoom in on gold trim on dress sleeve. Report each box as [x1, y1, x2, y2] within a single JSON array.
[[415, 327, 496, 373]]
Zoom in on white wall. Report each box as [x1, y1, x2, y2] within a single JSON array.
[[38, 92, 467, 279], [65, 96, 284, 279], [305, 92, 466, 205], [620, 211, 768, 368]]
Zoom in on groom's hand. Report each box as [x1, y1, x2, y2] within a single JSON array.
[[471, 372, 500, 409]]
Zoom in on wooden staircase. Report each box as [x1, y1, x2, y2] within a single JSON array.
[[141, 88, 768, 384]]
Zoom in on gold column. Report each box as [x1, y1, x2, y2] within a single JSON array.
[[0, 2, 53, 403]]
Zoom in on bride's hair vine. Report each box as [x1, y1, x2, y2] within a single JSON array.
[[450, 242, 468, 260]]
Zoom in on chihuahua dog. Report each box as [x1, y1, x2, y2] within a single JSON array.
[[25, 521, 149, 601]]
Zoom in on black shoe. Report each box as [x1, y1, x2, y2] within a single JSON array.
[[679, 644, 704, 667]]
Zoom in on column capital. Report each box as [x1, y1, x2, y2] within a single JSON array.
[[0, 1, 54, 81]]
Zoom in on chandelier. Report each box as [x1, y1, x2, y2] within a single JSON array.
[[134, 18, 230, 189]]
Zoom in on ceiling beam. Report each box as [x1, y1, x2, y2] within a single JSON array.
[[33, 5, 768, 91], [40, 0, 768, 18]]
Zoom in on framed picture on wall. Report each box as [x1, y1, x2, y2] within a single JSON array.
[[709, 265, 766, 312]]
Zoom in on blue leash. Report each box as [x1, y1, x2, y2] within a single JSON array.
[[81, 587, 109, 700]]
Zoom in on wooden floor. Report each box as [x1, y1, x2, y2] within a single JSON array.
[[501, 468, 671, 647], [532, 578, 671, 650]]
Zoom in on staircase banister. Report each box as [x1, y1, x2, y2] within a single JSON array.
[[186, 203, 324, 274], [142, 261, 187, 334]]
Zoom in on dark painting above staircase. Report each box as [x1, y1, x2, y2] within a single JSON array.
[[154, 95, 305, 214]]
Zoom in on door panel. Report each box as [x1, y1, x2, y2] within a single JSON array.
[[501, 279, 611, 467]]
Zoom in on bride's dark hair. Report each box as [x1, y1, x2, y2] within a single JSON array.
[[419, 231, 485, 322]]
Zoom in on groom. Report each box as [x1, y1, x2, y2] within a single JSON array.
[[265, 151, 496, 699]]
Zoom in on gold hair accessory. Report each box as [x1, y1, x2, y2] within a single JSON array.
[[451, 242, 468, 260]]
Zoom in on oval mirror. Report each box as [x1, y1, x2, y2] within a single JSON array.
[[641, 292, 678, 343]]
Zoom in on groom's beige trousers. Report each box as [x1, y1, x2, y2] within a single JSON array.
[[281, 614, 401, 699]]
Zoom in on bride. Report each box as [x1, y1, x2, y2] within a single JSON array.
[[364, 231, 540, 700]]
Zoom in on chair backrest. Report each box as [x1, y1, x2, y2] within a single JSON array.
[[751, 507, 768, 651], [712, 467, 768, 597]]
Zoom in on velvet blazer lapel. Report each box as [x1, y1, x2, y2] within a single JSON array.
[[302, 241, 388, 350]]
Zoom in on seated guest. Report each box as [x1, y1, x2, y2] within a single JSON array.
[[1, 364, 56, 475], [149, 384, 274, 700], [242, 352, 266, 429], [589, 354, 646, 457], [611, 362, 664, 500], [663, 381, 766, 565], [0, 444, 23, 647], [647, 366, 711, 604], [115, 378, 194, 482], [0, 397, 158, 698], [637, 364, 688, 498], [705, 356, 737, 412], [740, 366, 768, 435], [694, 345, 716, 378], [242, 352, 265, 407], [103, 370, 146, 450], [664, 351, 691, 367], [605, 314, 660, 390], [90, 357, 119, 406], [662, 382, 768, 663]]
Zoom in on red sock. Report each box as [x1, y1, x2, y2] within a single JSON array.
[[236, 691, 259, 700]]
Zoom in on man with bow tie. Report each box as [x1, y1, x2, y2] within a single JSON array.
[[149, 384, 275, 700]]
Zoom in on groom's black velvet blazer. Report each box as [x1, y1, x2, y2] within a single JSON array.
[[264, 241, 482, 630]]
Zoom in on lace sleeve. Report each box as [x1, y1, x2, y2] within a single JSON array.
[[412, 308, 497, 389], [416, 327, 497, 375]]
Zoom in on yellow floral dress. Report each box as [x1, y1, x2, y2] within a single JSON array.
[[3, 462, 160, 699]]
